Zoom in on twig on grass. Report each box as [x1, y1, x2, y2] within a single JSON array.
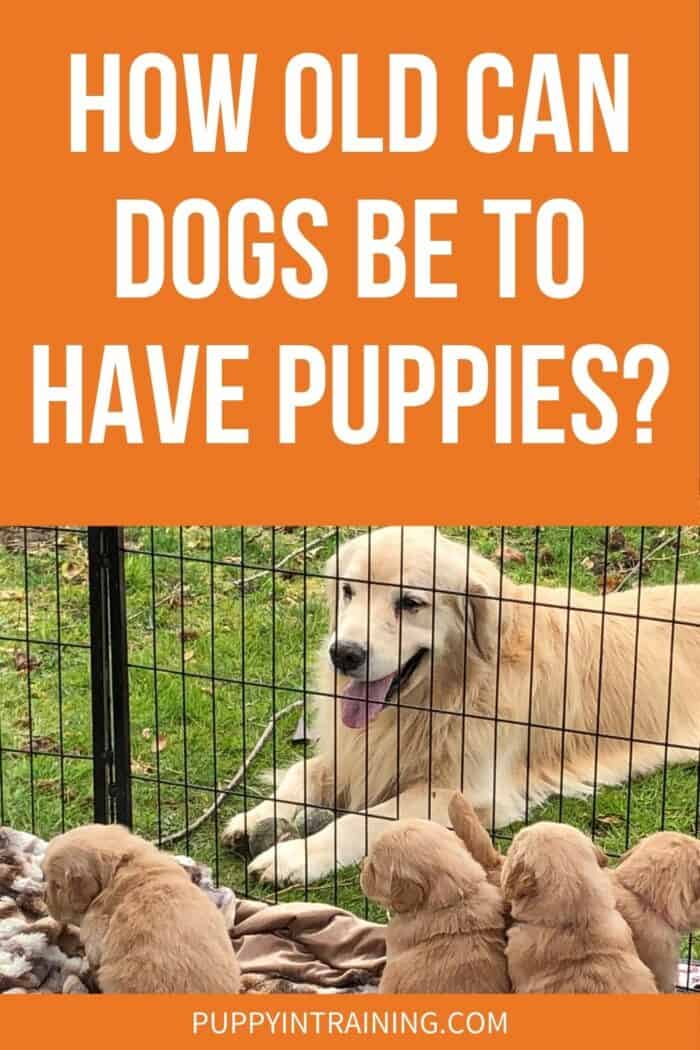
[[152, 699, 303, 848], [128, 529, 336, 624], [613, 530, 688, 593], [235, 529, 336, 589]]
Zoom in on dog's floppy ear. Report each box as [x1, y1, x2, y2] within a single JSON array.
[[323, 551, 341, 626], [447, 567, 499, 663], [389, 870, 425, 913], [465, 576, 499, 662], [448, 792, 503, 874], [502, 858, 537, 904]]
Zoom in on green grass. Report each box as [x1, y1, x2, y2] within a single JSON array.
[[1, 526, 699, 934]]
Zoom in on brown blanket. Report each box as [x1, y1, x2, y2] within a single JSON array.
[[0, 827, 384, 995]]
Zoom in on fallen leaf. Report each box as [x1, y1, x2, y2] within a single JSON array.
[[25, 734, 58, 753], [183, 649, 195, 663], [619, 547, 640, 570], [131, 758, 154, 775], [62, 560, 87, 584], [180, 628, 199, 642], [36, 778, 59, 792], [165, 586, 191, 608], [538, 547, 554, 567], [581, 556, 596, 572], [0, 589, 23, 602], [13, 650, 41, 673], [609, 528, 627, 551], [184, 530, 209, 550], [495, 546, 526, 565], [141, 727, 152, 740], [596, 814, 622, 827], [151, 734, 168, 753]]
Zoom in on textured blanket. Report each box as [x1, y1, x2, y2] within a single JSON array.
[[0, 827, 384, 995]]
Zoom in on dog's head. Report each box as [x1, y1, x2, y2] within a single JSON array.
[[42, 824, 142, 924], [502, 822, 610, 922], [615, 831, 700, 931], [360, 818, 486, 914], [324, 527, 505, 729]]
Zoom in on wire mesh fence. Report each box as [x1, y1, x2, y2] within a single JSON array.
[[0, 525, 699, 988]]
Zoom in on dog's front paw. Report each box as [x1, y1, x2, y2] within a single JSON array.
[[222, 811, 255, 856], [248, 838, 332, 887]]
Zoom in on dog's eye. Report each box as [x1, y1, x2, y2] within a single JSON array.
[[396, 594, 426, 614], [342, 583, 353, 601]]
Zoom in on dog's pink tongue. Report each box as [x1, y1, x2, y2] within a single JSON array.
[[341, 673, 395, 728]]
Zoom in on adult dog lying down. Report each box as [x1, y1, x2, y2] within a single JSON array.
[[224, 527, 700, 886]]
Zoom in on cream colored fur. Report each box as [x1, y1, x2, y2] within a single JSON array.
[[223, 527, 700, 887]]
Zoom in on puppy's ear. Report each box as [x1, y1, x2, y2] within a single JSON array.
[[52, 858, 102, 920], [67, 869, 100, 908], [502, 858, 537, 903], [389, 871, 425, 913], [692, 848, 700, 905], [448, 792, 502, 874], [592, 843, 609, 868]]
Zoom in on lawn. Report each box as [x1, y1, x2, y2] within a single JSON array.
[[1, 525, 699, 944]]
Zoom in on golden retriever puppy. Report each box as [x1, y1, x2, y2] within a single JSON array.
[[502, 822, 657, 994], [448, 792, 504, 888], [360, 818, 510, 993], [609, 831, 700, 992], [42, 824, 241, 994]]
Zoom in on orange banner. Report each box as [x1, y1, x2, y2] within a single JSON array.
[[1, 0, 698, 523], [2, 994, 700, 1048]]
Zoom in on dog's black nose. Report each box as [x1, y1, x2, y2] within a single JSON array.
[[329, 640, 366, 674]]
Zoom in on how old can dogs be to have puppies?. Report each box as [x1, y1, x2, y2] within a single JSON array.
[[31, 51, 667, 449]]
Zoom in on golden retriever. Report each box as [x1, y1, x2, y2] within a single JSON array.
[[223, 526, 700, 886], [502, 822, 657, 993], [42, 824, 241, 994], [609, 831, 700, 992], [360, 818, 510, 993]]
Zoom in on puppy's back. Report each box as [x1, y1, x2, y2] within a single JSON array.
[[382, 877, 510, 994], [610, 879, 679, 993], [383, 929, 509, 994], [507, 910, 657, 994], [96, 854, 240, 994]]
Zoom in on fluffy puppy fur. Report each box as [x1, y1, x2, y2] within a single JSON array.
[[502, 822, 657, 994], [42, 824, 241, 994], [609, 831, 700, 993], [360, 818, 510, 993], [448, 792, 504, 888]]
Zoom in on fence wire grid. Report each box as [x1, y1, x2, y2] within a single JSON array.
[[0, 525, 699, 989]]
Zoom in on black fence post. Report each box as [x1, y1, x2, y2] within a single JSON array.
[[87, 527, 132, 826]]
